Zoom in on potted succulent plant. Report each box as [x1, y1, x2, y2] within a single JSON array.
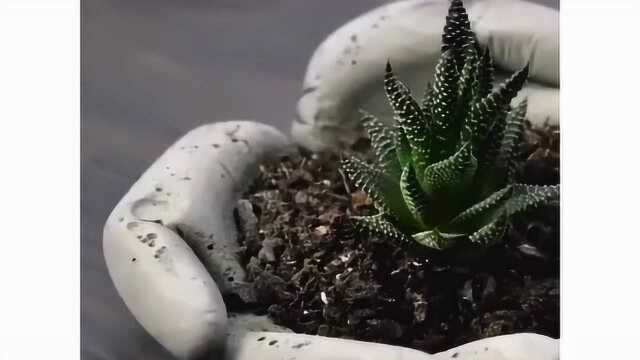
[[103, 1, 560, 359]]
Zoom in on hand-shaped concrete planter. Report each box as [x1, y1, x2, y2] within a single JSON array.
[[104, 121, 558, 360], [103, 1, 560, 359]]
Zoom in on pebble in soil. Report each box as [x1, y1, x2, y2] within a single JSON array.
[[234, 121, 560, 353]]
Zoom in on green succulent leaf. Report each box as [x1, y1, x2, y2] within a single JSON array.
[[430, 50, 461, 160], [441, 0, 475, 70], [353, 214, 411, 244], [421, 82, 434, 111], [479, 111, 507, 169], [468, 214, 509, 247], [423, 142, 477, 197], [341, 156, 391, 206], [456, 48, 479, 113], [400, 164, 431, 227], [341, 156, 420, 229], [385, 61, 431, 172], [464, 64, 529, 147], [475, 47, 495, 99], [499, 100, 528, 183], [360, 110, 401, 176], [448, 185, 513, 231], [505, 184, 560, 217], [412, 228, 465, 250], [473, 110, 508, 196], [393, 123, 413, 168]]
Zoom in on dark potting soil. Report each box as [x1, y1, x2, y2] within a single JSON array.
[[233, 122, 560, 353]]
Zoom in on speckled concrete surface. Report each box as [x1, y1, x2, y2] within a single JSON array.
[[81, 1, 558, 358]]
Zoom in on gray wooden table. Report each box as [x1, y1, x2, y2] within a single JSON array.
[[81, 1, 557, 358]]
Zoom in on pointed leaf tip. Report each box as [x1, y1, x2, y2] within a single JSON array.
[[469, 214, 509, 247], [412, 229, 464, 250]]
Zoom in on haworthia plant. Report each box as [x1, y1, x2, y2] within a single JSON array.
[[341, 0, 559, 250]]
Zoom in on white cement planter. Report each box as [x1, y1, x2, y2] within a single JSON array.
[[103, 1, 560, 359], [103, 121, 558, 360]]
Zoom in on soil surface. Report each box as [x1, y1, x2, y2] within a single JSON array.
[[234, 122, 560, 353]]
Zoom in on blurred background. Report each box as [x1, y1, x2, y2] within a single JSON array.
[[81, 0, 558, 358]]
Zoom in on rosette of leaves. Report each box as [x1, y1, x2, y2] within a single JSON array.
[[341, 0, 559, 250]]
